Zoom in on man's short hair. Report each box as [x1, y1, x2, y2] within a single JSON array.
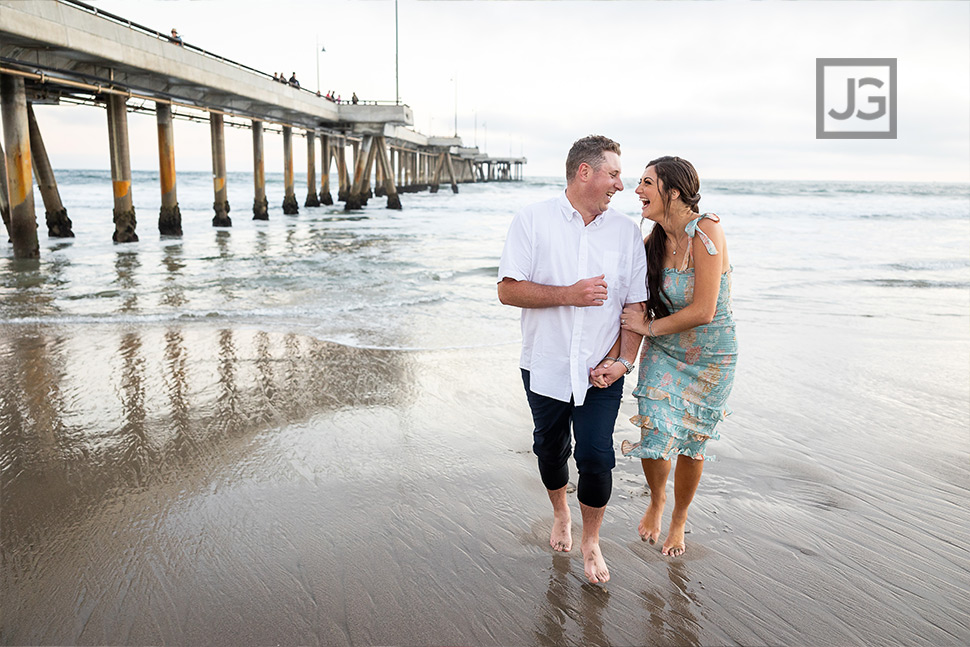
[[565, 135, 621, 183]]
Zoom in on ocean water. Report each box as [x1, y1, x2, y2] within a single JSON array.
[[3, 170, 968, 345], [2, 170, 969, 646]]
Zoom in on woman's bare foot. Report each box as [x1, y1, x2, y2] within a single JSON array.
[[581, 541, 610, 583], [638, 496, 665, 544], [662, 520, 687, 557], [550, 512, 572, 552]]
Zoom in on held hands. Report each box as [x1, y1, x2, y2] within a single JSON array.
[[619, 303, 650, 336], [571, 274, 608, 307], [590, 359, 626, 388]]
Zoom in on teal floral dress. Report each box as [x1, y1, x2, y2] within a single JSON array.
[[621, 214, 738, 462]]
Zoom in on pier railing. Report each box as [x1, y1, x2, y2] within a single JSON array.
[[59, 0, 407, 107], [62, 0, 275, 83]]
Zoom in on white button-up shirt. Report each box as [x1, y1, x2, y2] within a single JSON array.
[[498, 191, 648, 405]]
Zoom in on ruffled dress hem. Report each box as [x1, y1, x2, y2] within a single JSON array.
[[621, 438, 711, 462], [621, 387, 732, 462]]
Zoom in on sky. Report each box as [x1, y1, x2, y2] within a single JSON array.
[[18, 0, 970, 182]]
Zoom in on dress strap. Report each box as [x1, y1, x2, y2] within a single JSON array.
[[683, 213, 720, 268]]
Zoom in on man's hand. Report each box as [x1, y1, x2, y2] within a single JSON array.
[[570, 274, 608, 307], [497, 275, 609, 309], [590, 359, 626, 388]]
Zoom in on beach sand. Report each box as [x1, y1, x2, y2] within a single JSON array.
[[2, 317, 968, 646]]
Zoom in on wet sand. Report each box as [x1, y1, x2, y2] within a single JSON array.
[[2, 318, 969, 646]]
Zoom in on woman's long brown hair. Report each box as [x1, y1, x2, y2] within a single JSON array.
[[643, 156, 701, 319]]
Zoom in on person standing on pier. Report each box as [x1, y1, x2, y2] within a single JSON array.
[[169, 28, 183, 46], [497, 135, 647, 584]]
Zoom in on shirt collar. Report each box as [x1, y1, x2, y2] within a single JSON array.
[[558, 190, 607, 227]]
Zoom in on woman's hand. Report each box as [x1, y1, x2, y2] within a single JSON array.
[[620, 303, 650, 336]]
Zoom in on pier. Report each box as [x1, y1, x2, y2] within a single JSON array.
[[0, 0, 526, 259]]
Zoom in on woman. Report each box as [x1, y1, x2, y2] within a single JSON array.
[[619, 156, 737, 557]]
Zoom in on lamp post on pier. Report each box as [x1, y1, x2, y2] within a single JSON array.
[[394, 0, 400, 105], [452, 72, 458, 137], [316, 38, 326, 94]]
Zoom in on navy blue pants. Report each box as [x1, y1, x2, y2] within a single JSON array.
[[521, 369, 623, 508]]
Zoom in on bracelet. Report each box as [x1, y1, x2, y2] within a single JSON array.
[[648, 319, 655, 337], [603, 356, 618, 364]]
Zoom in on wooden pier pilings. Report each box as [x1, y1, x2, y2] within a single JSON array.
[[281, 125, 298, 215], [105, 93, 137, 243], [0, 86, 529, 253], [374, 137, 402, 210], [0, 74, 38, 258], [155, 102, 181, 236], [0, 0, 527, 259], [27, 103, 73, 238], [251, 120, 269, 220], [305, 131, 319, 208], [319, 134, 333, 206], [0, 140, 10, 240], [336, 138, 350, 203], [209, 113, 231, 227]]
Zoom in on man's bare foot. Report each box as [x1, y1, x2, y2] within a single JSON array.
[[638, 497, 665, 544], [550, 513, 572, 552], [662, 521, 686, 557], [581, 541, 610, 583], [546, 486, 572, 552]]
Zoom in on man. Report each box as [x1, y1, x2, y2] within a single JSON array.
[[497, 135, 647, 583]]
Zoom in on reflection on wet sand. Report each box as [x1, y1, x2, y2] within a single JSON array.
[[0, 257, 58, 316], [161, 243, 187, 308], [164, 328, 191, 439], [114, 249, 140, 311], [0, 323, 415, 628], [640, 560, 701, 647], [534, 554, 610, 647], [215, 229, 231, 259]]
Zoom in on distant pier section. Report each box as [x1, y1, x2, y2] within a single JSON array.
[[0, 0, 526, 259]]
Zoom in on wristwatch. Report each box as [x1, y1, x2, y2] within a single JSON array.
[[615, 357, 635, 374]]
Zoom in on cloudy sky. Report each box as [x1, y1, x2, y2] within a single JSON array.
[[26, 0, 970, 182]]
